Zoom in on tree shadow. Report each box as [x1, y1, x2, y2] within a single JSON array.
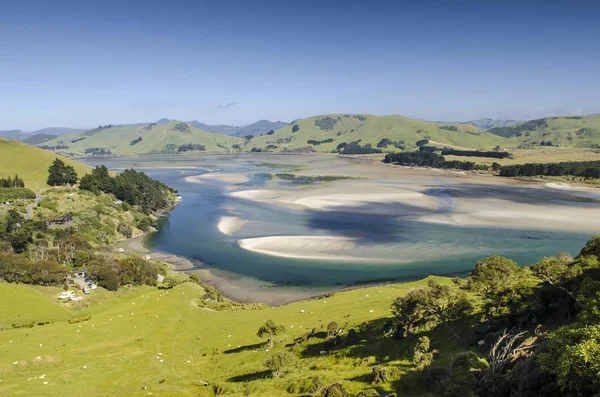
[[227, 370, 271, 383], [223, 341, 267, 354]]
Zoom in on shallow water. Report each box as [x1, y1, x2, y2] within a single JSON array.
[[82, 155, 595, 291]]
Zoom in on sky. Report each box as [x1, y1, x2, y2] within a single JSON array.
[[1, 0, 600, 130]]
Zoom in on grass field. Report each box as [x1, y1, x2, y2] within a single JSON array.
[[0, 276, 457, 396], [0, 139, 91, 190]]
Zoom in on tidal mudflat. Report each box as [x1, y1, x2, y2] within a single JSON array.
[[86, 154, 600, 305]]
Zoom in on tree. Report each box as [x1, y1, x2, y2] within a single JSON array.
[[391, 288, 428, 338], [47, 158, 78, 186], [413, 336, 435, 372], [257, 319, 286, 347], [538, 324, 600, 395], [292, 124, 300, 133], [424, 280, 473, 326], [578, 235, 600, 259], [264, 351, 294, 378]]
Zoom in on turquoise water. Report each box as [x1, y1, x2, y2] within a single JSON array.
[[82, 155, 596, 289]]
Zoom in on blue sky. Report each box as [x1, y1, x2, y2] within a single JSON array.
[[1, 0, 599, 130]]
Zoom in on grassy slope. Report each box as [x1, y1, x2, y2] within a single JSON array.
[[0, 138, 91, 190], [495, 114, 600, 148], [0, 276, 454, 396], [250, 114, 508, 153], [41, 121, 243, 155]]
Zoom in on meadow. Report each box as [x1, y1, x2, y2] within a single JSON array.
[[0, 276, 455, 396]]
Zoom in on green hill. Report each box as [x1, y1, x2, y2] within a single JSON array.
[[0, 138, 91, 189], [23, 133, 56, 145], [488, 114, 600, 148], [248, 114, 509, 153], [39, 121, 244, 156]]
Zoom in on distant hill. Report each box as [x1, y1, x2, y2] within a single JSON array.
[[248, 114, 508, 153], [463, 119, 520, 130], [0, 130, 30, 140], [23, 133, 57, 145], [175, 119, 287, 137], [0, 138, 91, 189], [232, 120, 288, 137], [187, 121, 240, 135], [38, 121, 243, 156], [30, 127, 85, 135], [487, 114, 600, 148]]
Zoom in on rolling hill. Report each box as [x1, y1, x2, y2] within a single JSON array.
[[23, 133, 57, 145], [0, 138, 91, 189], [39, 121, 243, 156], [488, 114, 600, 148], [248, 114, 509, 153], [462, 118, 520, 130]]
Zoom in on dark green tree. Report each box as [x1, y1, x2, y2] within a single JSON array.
[[47, 158, 78, 186]]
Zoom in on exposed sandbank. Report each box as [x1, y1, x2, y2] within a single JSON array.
[[217, 216, 249, 235], [237, 235, 390, 262], [185, 172, 249, 184]]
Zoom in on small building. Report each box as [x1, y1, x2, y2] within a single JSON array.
[[143, 254, 152, 260], [47, 215, 74, 227], [176, 195, 182, 202], [114, 200, 123, 205]]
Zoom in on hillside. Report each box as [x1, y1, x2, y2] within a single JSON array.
[[39, 121, 243, 156], [0, 138, 91, 189], [249, 114, 508, 153], [23, 133, 56, 145], [462, 118, 520, 130], [233, 119, 288, 137], [488, 114, 600, 148]]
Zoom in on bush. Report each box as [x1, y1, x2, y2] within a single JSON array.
[[369, 366, 391, 383], [314, 117, 338, 131], [321, 383, 349, 397], [0, 187, 36, 201], [264, 351, 294, 378], [413, 336, 434, 372], [292, 124, 300, 133]]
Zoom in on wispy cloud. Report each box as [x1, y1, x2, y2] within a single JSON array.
[[215, 102, 238, 111]]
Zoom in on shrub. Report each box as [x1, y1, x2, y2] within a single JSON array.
[[369, 366, 391, 383], [292, 124, 300, 132], [413, 336, 435, 372], [264, 351, 294, 378], [321, 383, 349, 397]]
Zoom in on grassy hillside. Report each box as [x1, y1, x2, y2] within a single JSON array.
[[249, 114, 508, 153], [40, 121, 243, 156], [0, 276, 452, 396], [0, 138, 91, 189], [488, 114, 600, 148], [23, 133, 56, 145]]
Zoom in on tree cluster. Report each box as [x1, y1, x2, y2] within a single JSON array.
[[47, 158, 78, 186], [0, 174, 25, 188], [440, 149, 511, 159], [80, 166, 175, 213], [307, 138, 334, 145], [383, 151, 475, 171], [499, 160, 600, 179]]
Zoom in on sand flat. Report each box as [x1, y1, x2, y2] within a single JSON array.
[[217, 216, 249, 235], [238, 235, 390, 262], [186, 172, 249, 184]]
